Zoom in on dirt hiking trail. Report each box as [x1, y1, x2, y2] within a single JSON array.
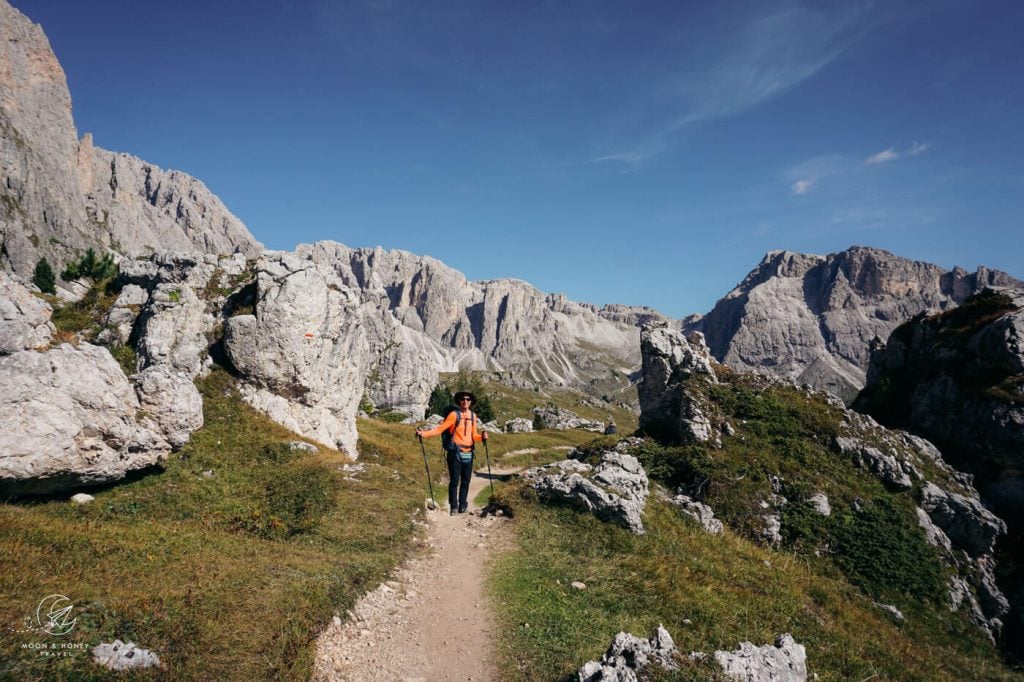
[[313, 467, 514, 681]]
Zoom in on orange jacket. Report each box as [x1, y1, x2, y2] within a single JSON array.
[[420, 409, 484, 450]]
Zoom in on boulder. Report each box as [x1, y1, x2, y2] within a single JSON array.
[[667, 492, 723, 535], [504, 417, 533, 433], [91, 639, 161, 671], [531, 404, 604, 431], [0, 271, 53, 353], [713, 633, 807, 682], [224, 253, 369, 456], [0, 344, 169, 494], [523, 447, 649, 534], [578, 625, 678, 681], [807, 493, 831, 516]]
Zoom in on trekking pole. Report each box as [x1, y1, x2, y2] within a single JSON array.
[[418, 435, 437, 510], [483, 436, 495, 497]]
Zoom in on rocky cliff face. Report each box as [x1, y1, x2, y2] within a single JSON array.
[[688, 247, 1023, 403], [0, 0, 260, 282], [854, 288, 1024, 652]]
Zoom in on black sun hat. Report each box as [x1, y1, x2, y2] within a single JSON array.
[[453, 391, 477, 406]]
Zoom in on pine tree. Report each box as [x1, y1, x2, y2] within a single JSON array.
[[32, 257, 56, 294]]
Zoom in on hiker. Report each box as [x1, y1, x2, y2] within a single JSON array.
[[604, 421, 617, 435], [416, 391, 488, 515]]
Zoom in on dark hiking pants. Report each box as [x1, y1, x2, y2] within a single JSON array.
[[447, 451, 474, 511]]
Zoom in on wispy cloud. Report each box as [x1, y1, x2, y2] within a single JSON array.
[[592, 3, 878, 166], [865, 142, 930, 165], [791, 177, 818, 195]]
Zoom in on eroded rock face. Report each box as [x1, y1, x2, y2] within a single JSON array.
[[919, 481, 1006, 559], [296, 241, 665, 395], [0, 0, 260, 281], [854, 290, 1024, 643], [638, 323, 719, 445], [523, 444, 650, 534], [224, 252, 370, 456], [0, 343, 169, 494], [0, 270, 53, 352], [688, 247, 1023, 403]]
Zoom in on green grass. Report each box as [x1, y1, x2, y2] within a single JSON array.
[[488, 370, 1020, 680], [48, 279, 120, 344], [434, 371, 639, 433], [0, 369, 430, 680], [490, 490, 1016, 681]]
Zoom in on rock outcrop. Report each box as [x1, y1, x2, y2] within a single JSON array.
[[522, 443, 650, 534], [688, 247, 1023, 403], [578, 627, 808, 682], [223, 251, 371, 456], [531, 404, 604, 432], [0, 0, 260, 285], [577, 625, 678, 681], [854, 289, 1024, 645], [0, 343, 170, 495], [666, 491, 724, 535], [713, 634, 807, 682], [638, 323, 719, 444]]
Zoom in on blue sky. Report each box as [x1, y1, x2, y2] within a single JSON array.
[[14, 0, 1024, 318]]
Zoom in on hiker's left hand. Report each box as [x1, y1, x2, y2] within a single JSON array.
[[481, 432, 488, 441]]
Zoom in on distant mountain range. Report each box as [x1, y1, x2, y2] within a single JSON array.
[[687, 247, 1023, 402]]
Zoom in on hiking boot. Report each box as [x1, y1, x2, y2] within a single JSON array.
[[458, 505, 468, 514], [449, 509, 456, 516]]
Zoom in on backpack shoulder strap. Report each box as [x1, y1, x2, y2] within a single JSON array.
[[449, 410, 461, 433]]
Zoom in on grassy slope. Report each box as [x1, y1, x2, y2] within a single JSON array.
[[0, 370, 429, 680], [488, 371, 1022, 681]]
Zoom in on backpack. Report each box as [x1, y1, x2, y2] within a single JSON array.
[[440, 405, 476, 456]]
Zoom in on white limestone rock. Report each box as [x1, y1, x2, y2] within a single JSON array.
[[0, 343, 170, 494], [639, 323, 721, 445], [668, 492, 724, 535], [224, 253, 369, 456], [531, 404, 604, 431], [135, 282, 215, 378], [689, 247, 1023, 403], [578, 625, 678, 681], [504, 417, 534, 433], [92, 639, 161, 671], [807, 493, 831, 517], [132, 365, 203, 448], [523, 447, 649, 534], [0, 270, 53, 353], [713, 633, 807, 682]]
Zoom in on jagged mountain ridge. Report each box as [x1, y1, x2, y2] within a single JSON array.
[[0, 0, 261, 281], [687, 246, 1024, 402], [298, 241, 664, 388]]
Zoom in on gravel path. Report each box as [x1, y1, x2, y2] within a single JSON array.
[[313, 468, 513, 681]]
